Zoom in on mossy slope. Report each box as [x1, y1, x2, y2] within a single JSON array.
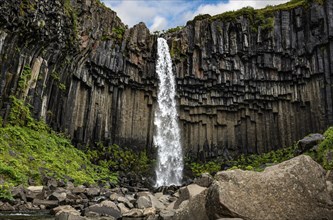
[[0, 98, 117, 187]]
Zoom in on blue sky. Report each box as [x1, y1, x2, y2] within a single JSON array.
[[101, 0, 289, 31]]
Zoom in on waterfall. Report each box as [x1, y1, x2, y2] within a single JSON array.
[[154, 38, 183, 187]]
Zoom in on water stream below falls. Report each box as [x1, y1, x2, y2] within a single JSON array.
[[154, 38, 183, 187]]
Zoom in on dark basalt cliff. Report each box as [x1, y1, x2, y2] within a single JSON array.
[[0, 0, 332, 160]]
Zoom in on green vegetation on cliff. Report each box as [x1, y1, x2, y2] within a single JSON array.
[[0, 97, 117, 188], [189, 127, 333, 177], [86, 143, 152, 176], [188, 0, 325, 32]]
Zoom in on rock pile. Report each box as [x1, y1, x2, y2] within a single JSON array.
[[1, 155, 332, 220]]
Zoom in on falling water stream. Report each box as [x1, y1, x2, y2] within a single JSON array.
[[154, 38, 183, 187]]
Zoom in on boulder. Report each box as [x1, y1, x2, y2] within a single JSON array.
[[27, 186, 44, 193], [86, 188, 100, 197], [297, 133, 324, 153], [174, 184, 206, 209], [148, 194, 165, 210], [206, 155, 333, 220], [11, 185, 27, 203], [117, 203, 130, 214], [72, 186, 86, 194], [173, 189, 209, 220], [136, 195, 152, 208], [49, 192, 67, 203], [26, 186, 44, 201], [117, 196, 133, 209], [84, 200, 121, 219], [109, 193, 121, 201], [56, 212, 85, 220], [53, 205, 81, 216]]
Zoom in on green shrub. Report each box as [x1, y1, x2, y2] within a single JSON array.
[[188, 161, 221, 177], [112, 27, 125, 41], [306, 127, 333, 170], [0, 183, 14, 201], [87, 143, 151, 175]]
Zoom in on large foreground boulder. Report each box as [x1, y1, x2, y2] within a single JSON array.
[[206, 155, 333, 220]]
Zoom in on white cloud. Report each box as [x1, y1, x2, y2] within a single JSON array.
[[150, 16, 168, 32], [104, 1, 155, 27], [189, 0, 289, 19], [101, 0, 291, 31], [103, 0, 193, 30]]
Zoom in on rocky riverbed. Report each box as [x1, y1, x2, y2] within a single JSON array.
[[1, 155, 332, 220]]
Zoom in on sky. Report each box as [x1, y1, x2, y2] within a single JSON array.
[[101, 0, 290, 31]]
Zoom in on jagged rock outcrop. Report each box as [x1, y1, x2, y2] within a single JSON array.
[[0, 0, 333, 159]]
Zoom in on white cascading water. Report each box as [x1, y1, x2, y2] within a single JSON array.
[[154, 38, 183, 187]]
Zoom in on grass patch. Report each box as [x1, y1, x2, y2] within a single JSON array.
[[0, 125, 116, 186], [0, 97, 117, 187]]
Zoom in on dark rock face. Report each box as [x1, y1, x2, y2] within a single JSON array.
[[168, 1, 333, 159], [0, 0, 333, 159]]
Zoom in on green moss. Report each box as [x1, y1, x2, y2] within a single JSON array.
[[1, 97, 117, 186], [59, 83, 66, 91], [18, 65, 32, 94], [0, 125, 117, 185], [8, 96, 35, 127], [51, 72, 60, 81], [166, 26, 184, 34], [63, 0, 79, 43], [19, 0, 36, 16], [112, 27, 125, 41], [101, 35, 112, 41]]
